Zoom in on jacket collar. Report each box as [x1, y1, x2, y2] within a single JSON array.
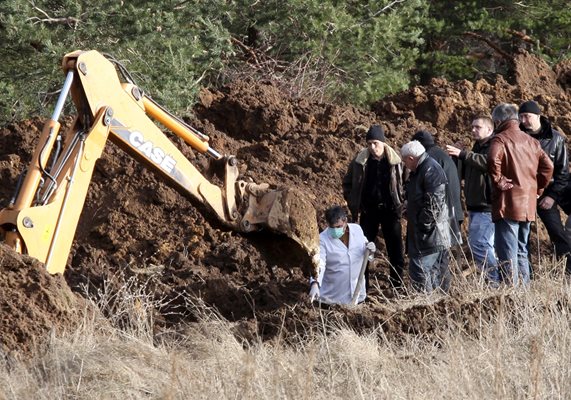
[[416, 152, 429, 168], [518, 115, 555, 138], [355, 143, 402, 166], [539, 115, 555, 137], [495, 119, 520, 133]]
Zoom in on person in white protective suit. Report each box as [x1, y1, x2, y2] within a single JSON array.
[[309, 205, 375, 305]]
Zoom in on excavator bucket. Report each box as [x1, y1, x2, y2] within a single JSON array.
[[240, 184, 320, 277]]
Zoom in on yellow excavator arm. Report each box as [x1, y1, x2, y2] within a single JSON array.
[[0, 50, 319, 275]]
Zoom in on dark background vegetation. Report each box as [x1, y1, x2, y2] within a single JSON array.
[[1, 0, 570, 122]]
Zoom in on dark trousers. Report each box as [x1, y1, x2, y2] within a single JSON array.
[[359, 207, 405, 288], [539, 203, 571, 273], [538, 203, 571, 257], [529, 202, 571, 275]]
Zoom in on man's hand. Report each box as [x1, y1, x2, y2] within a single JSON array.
[[446, 145, 461, 157], [498, 177, 514, 191], [539, 195, 555, 210], [309, 282, 320, 302]]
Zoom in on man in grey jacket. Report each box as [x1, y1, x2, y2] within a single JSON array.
[[402, 140, 451, 293]]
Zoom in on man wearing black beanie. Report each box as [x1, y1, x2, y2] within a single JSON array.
[[343, 124, 405, 291], [365, 125, 386, 142], [519, 100, 571, 274]]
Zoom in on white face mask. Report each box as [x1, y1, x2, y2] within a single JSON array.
[[328, 226, 345, 239]]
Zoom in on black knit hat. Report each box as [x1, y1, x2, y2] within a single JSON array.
[[412, 130, 435, 147], [519, 100, 541, 115], [366, 125, 386, 142]]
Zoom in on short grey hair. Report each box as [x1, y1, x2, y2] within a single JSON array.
[[491, 103, 518, 123], [401, 140, 425, 158]]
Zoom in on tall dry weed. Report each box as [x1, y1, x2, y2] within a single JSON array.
[[3, 259, 571, 398]]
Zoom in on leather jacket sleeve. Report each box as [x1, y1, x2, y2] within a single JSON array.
[[544, 134, 569, 200], [537, 147, 555, 193], [418, 162, 447, 233], [418, 184, 447, 233], [487, 137, 509, 190]]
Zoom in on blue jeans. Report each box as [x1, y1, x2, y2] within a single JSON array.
[[494, 218, 531, 286], [468, 212, 499, 283], [409, 250, 449, 293]]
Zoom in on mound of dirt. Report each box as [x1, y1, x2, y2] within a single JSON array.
[[1, 51, 571, 356], [0, 244, 93, 359]]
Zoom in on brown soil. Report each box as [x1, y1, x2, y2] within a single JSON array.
[[1, 50, 570, 358]]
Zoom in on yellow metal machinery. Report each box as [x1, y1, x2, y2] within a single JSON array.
[[0, 50, 319, 275]]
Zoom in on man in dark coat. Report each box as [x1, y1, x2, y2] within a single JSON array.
[[411, 130, 463, 290], [519, 100, 571, 274], [343, 125, 405, 289], [412, 130, 463, 245], [401, 140, 451, 293]]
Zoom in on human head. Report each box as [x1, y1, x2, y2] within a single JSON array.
[[400, 140, 425, 171], [324, 206, 348, 239], [324, 205, 348, 227], [366, 125, 386, 142], [411, 130, 435, 149], [491, 103, 518, 127], [518, 100, 542, 132], [471, 114, 494, 141], [366, 125, 386, 159]]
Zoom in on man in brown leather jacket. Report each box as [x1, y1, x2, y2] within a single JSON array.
[[487, 103, 553, 286]]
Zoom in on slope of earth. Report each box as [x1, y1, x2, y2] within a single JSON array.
[[1, 50, 570, 356], [0, 244, 96, 359]]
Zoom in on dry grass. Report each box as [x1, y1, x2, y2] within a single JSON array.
[[3, 264, 571, 399]]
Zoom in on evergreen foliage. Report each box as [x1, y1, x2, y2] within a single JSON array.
[[419, 0, 571, 82], [225, 0, 427, 104], [0, 0, 569, 123], [0, 0, 233, 121]]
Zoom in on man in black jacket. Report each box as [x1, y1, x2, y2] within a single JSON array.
[[447, 115, 499, 286], [412, 130, 463, 243], [519, 100, 570, 273], [342, 125, 405, 289], [412, 130, 463, 290], [401, 140, 451, 293]]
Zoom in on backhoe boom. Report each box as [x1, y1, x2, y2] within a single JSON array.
[[0, 50, 319, 275]]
